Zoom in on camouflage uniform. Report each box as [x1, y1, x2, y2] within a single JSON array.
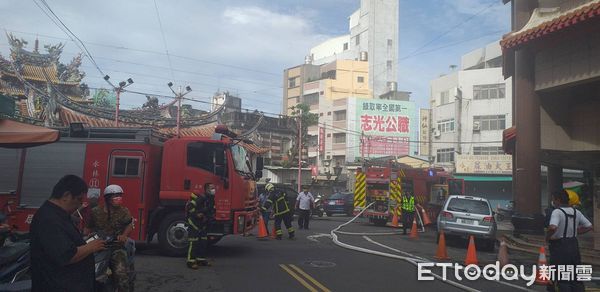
[[87, 206, 133, 292]]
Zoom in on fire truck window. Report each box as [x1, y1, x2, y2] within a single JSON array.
[[187, 142, 224, 174], [113, 157, 140, 177]]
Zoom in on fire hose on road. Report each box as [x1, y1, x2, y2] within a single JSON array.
[[329, 202, 534, 292]]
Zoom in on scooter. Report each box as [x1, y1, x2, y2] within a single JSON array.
[[312, 194, 324, 217], [0, 226, 31, 291], [87, 219, 136, 292]]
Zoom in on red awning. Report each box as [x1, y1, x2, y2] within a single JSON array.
[[0, 119, 60, 148], [502, 126, 516, 154]]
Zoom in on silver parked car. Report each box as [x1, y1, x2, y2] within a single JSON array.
[[437, 195, 497, 251]]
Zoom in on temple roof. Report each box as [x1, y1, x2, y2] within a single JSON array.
[[501, 0, 600, 50]]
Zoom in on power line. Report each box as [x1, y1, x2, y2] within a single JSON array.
[[0, 27, 280, 77], [401, 1, 497, 60], [152, 0, 175, 79]]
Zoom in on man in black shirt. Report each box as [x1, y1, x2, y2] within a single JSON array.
[[31, 175, 106, 292]]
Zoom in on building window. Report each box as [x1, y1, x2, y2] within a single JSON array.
[[333, 110, 346, 121], [357, 76, 364, 83], [327, 133, 331, 137], [473, 84, 505, 100], [355, 34, 360, 45], [327, 112, 331, 116], [386, 60, 392, 70], [437, 119, 455, 133], [473, 115, 506, 131], [440, 90, 450, 105], [321, 70, 336, 80], [112, 157, 140, 177], [303, 93, 319, 106], [436, 148, 455, 163], [343, 42, 348, 51], [288, 77, 297, 88], [333, 133, 346, 144], [387, 39, 393, 46], [319, 113, 323, 117], [473, 146, 504, 155]]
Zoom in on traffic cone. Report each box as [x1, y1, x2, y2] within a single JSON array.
[[497, 240, 509, 267], [535, 246, 551, 285], [409, 218, 418, 239], [435, 231, 450, 260], [270, 225, 277, 239], [257, 216, 268, 240], [464, 235, 478, 265], [420, 206, 432, 226], [390, 212, 399, 228]]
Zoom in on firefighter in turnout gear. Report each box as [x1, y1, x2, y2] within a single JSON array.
[[261, 183, 295, 240], [401, 191, 415, 235], [185, 183, 216, 269]]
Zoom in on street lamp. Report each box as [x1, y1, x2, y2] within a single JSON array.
[[104, 75, 133, 127], [168, 82, 192, 138]]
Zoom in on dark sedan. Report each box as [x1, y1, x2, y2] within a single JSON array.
[[323, 192, 354, 216]]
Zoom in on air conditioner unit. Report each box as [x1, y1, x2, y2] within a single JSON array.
[[433, 129, 441, 138], [473, 122, 481, 131]]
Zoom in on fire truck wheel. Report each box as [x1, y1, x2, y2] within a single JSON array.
[[158, 212, 189, 257]]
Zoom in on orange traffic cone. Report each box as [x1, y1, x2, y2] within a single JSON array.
[[257, 216, 268, 240], [464, 235, 478, 265], [435, 231, 450, 260], [409, 218, 419, 239], [420, 205, 432, 226], [497, 240, 509, 267], [535, 246, 551, 285], [270, 224, 277, 239], [390, 212, 399, 228]]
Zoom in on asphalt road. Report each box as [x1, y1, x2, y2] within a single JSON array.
[[134, 215, 600, 292]]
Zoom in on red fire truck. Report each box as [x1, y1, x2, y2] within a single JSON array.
[[0, 125, 263, 256], [354, 162, 457, 226]]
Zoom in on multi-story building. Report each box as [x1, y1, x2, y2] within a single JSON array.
[[307, 0, 398, 98], [283, 59, 417, 190], [430, 41, 513, 205]]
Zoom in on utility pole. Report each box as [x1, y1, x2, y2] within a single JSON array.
[[167, 82, 192, 138], [103, 75, 133, 127], [297, 108, 302, 193]]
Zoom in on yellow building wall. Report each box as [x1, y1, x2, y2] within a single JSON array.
[[322, 60, 371, 100]]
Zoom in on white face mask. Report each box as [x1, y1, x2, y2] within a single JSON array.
[[208, 189, 216, 195]]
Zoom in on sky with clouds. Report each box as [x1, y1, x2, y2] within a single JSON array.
[[0, 0, 510, 115]]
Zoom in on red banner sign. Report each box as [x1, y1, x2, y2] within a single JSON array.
[[361, 136, 409, 156], [318, 127, 325, 154]]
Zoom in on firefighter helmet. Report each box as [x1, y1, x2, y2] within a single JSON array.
[[104, 184, 124, 197], [265, 183, 275, 192]]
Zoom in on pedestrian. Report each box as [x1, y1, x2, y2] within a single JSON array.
[[185, 183, 216, 269], [85, 184, 134, 292], [30, 175, 106, 292], [262, 183, 295, 240], [546, 190, 593, 292], [258, 190, 271, 234], [296, 186, 314, 230], [400, 191, 415, 235]]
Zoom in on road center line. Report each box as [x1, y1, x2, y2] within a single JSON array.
[[279, 264, 319, 292], [289, 264, 332, 292]]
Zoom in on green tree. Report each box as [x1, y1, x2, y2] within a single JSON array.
[[288, 103, 318, 167]]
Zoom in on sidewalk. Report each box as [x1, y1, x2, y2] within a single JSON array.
[[496, 220, 600, 266]]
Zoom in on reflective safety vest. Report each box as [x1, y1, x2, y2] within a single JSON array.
[[401, 195, 415, 212], [263, 191, 291, 216]]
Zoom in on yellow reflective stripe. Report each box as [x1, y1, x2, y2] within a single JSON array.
[[187, 219, 199, 230], [190, 193, 198, 199]]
